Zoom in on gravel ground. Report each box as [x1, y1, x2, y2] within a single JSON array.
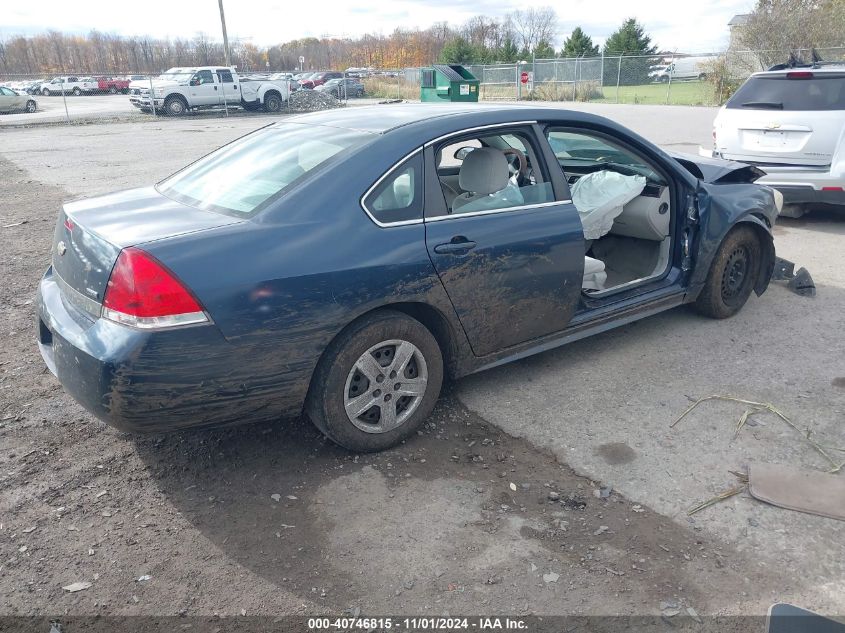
[[0, 109, 842, 620]]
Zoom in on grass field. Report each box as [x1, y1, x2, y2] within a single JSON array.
[[592, 80, 720, 106], [361, 77, 723, 106]]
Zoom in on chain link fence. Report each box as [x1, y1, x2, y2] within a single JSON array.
[[3, 47, 844, 125], [0, 69, 380, 124]]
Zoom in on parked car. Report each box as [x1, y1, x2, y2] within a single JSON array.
[[0, 86, 37, 113], [36, 104, 781, 452], [39, 76, 96, 96], [128, 66, 290, 115], [295, 72, 319, 88], [22, 80, 46, 95], [299, 71, 343, 89], [704, 64, 845, 217], [315, 77, 365, 98], [95, 76, 131, 94]]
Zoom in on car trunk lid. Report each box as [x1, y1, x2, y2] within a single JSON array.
[[717, 72, 845, 166], [51, 186, 244, 319]]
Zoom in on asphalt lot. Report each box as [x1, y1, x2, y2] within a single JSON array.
[[0, 105, 843, 618]]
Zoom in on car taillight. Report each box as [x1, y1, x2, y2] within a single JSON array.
[[102, 247, 208, 329], [786, 71, 813, 79]]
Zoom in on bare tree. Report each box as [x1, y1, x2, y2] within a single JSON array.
[[740, 0, 845, 66], [509, 7, 558, 53]]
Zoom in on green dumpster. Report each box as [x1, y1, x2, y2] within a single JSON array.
[[420, 64, 479, 102]]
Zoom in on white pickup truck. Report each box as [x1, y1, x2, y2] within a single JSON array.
[[40, 76, 97, 96], [128, 67, 290, 116]]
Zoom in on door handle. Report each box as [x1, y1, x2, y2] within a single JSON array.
[[433, 237, 477, 255], [214, 86, 218, 90]]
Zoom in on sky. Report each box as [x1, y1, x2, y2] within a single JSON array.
[[2, 0, 753, 53]]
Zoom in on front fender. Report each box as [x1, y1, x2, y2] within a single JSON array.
[[689, 182, 777, 299]]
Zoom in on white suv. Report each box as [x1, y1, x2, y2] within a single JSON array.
[[703, 65, 845, 217]]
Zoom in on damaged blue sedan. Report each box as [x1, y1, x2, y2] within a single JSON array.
[[36, 104, 782, 452]]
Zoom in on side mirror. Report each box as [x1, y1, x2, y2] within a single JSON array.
[[454, 146, 476, 161]]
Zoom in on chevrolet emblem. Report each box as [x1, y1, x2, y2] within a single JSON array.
[[765, 122, 782, 129]]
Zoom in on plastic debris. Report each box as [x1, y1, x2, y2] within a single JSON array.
[[62, 582, 92, 593]]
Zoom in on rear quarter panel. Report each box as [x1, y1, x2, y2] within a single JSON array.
[[141, 144, 467, 416]]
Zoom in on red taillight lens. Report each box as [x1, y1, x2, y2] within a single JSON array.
[[822, 186, 843, 191], [102, 247, 207, 328], [786, 71, 813, 79]]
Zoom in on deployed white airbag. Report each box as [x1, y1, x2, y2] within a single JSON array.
[[583, 256, 607, 291], [571, 171, 647, 240]]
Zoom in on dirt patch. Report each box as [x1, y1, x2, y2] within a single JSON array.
[[832, 377, 845, 390]]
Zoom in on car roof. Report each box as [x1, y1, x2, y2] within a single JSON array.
[[284, 103, 560, 134], [754, 64, 845, 77]]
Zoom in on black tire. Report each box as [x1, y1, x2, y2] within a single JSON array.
[[25, 100, 36, 113], [164, 95, 188, 116], [263, 92, 282, 112], [109, 86, 117, 94], [72, 87, 81, 96], [356, 88, 364, 97], [41, 89, 50, 96], [694, 225, 762, 319], [306, 310, 444, 452]]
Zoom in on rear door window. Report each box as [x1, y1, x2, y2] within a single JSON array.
[[727, 74, 845, 111]]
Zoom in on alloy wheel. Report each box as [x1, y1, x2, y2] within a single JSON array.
[[343, 339, 428, 434]]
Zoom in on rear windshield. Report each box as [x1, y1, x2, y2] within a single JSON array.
[[727, 74, 845, 111], [158, 123, 372, 217]]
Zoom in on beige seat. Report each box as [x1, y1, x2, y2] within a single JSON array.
[[451, 148, 524, 213]]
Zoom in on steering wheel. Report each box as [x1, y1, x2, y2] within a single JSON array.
[[502, 148, 529, 184]]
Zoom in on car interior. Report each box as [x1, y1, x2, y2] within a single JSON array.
[[434, 128, 674, 296]]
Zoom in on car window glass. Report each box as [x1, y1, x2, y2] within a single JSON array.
[[196, 70, 214, 84], [546, 129, 665, 184], [363, 152, 423, 224], [726, 75, 845, 111], [158, 123, 373, 217], [433, 129, 554, 215], [217, 70, 234, 83]]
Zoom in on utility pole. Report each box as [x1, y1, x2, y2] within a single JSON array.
[[218, 0, 231, 68]]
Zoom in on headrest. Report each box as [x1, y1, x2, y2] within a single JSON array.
[[458, 147, 509, 195]]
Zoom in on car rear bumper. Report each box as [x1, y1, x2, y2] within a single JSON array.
[[765, 184, 845, 206], [36, 267, 299, 433], [699, 147, 845, 208]]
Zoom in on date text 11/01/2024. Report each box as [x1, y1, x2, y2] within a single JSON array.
[[307, 617, 528, 630]]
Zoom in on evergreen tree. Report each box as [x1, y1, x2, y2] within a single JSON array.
[[602, 18, 657, 85], [560, 27, 599, 58], [602, 18, 656, 56], [533, 39, 556, 59], [438, 36, 476, 64], [497, 37, 519, 62]]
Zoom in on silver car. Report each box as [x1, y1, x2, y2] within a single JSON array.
[[0, 86, 37, 113]]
